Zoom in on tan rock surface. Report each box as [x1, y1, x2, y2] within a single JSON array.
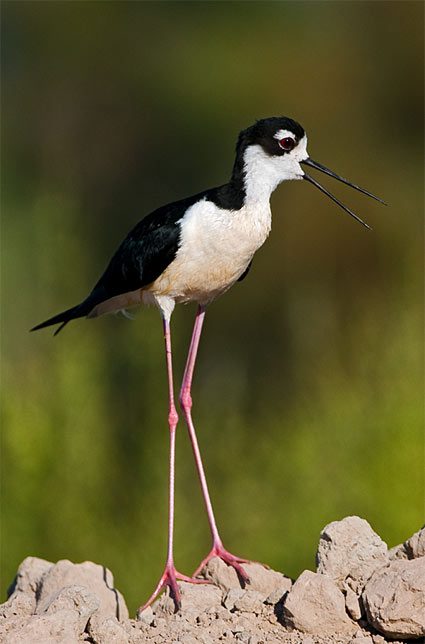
[[389, 527, 425, 562], [282, 569, 358, 635], [2, 520, 424, 643], [200, 555, 292, 598], [363, 557, 425, 639], [317, 516, 388, 593], [37, 559, 128, 622]]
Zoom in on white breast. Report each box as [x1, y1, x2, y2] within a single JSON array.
[[149, 197, 272, 306]]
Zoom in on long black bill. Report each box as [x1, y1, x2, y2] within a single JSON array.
[[301, 157, 386, 205], [302, 172, 372, 230]]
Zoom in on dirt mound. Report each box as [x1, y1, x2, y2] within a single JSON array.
[[1, 517, 424, 643]]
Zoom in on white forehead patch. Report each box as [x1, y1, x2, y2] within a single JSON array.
[[272, 130, 309, 161], [294, 134, 308, 161], [273, 129, 296, 141]]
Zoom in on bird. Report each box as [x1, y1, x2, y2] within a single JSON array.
[[31, 116, 384, 612]]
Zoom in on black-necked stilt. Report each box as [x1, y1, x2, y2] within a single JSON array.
[[32, 116, 384, 611]]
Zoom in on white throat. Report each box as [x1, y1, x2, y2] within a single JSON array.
[[242, 136, 308, 205]]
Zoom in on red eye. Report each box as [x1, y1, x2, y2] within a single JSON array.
[[279, 137, 295, 151]]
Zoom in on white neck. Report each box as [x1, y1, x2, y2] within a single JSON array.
[[242, 145, 284, 204], [242, 139, 307, 205]]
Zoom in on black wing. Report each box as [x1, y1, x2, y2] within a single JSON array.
[[93, 189, 215, 300], [31, 190, 208, 333]]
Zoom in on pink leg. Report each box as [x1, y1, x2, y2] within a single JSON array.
[[179, 306, 250, 584], [138, 317, 208, 615]]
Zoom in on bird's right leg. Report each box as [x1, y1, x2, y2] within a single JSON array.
[[179, 306, 250, 584], [137, 316, 207, 615]]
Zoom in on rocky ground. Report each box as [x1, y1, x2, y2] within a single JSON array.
[[1, 516, 424, 643]]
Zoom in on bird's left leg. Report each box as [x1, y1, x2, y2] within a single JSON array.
[[138, 316, 208, 615], [179, 305, 250, 583]]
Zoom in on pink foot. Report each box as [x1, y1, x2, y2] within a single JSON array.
[[137, 562, 210, 615], [193, 543, 251, 584]]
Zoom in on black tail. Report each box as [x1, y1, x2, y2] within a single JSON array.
[[31, 301, 92, 336]]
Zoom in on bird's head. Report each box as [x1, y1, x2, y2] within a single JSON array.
[[236, 116, 385, 228], [237, 116, 308, 182]]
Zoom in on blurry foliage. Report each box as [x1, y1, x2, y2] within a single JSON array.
[[1, 1, 424, 613]]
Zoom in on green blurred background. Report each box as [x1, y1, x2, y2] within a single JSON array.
[[2, 1, 423, 613]]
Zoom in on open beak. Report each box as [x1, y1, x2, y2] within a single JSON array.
[[300, 157, 386, 230]]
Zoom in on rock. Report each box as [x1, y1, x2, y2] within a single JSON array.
[[233, 589, 264, 614], [136, 604, 154, 624], [345, 585, 363, 621], [198, 634, 216, 644], [87, 614, 129, 644], [406, 527, 425, 558], [231, 614, 253, 632], [0, 592, 35, 619], [245, 637, 262, 644], [389, 528, 425, 562], [7, 556, 53, 611], [36, 559, 128, 622], [317, 516, 388, 593], [223, 588, 245, 610], [4, 523, 424, 643], [388, 543, 410, 560], [180, 579, 222, 613], [264, 586, 289, 604], [1, 583, 100, 643], [282, 569, 358, 635], [151, 581, 222, 619], [200, 557, 292, 599], [371, 635, 386, 644], [224, 588, 264, 613], [1, 559, 130, 643], [2, 611, 82, 643], [350, 636, 374, 644], [0, 616, 31, 644], [38, 584, 99, 633], [0, 558, 55, 640], [362, 557, 425, 639]]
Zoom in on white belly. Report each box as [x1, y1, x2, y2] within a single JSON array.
[[88, 197, 272, 320], [150, 197, 272, 305]]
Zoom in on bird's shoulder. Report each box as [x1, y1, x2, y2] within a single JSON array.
[[126, 189, 210, 239], [90, 188, 219, 302]]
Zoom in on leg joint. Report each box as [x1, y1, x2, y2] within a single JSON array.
[[168, 406, 179, 428], [179, 388, 192, 412]]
